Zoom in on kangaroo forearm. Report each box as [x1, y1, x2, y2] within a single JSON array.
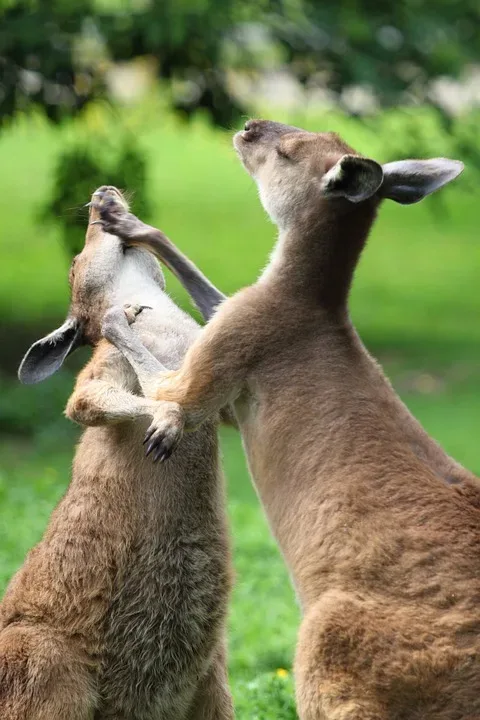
[[102, 310, 167, 399], [128, 226, 226, 321], [66, 380, 156, 427], [96, 195, 226, 320], [152, 356, 241, 430], [151, 293, 258, 428]]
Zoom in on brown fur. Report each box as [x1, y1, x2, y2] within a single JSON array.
[[98, 123, 480, 719], [0, 188, 233, 719]]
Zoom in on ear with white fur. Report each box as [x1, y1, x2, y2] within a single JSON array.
[[18, 317, 84, 384], [380, 159, 464, 204], [322, 155, 384, 203]]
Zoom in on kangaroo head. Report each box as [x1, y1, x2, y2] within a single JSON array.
[[234, 119, 464, 231], [19, 186, 165, 384]]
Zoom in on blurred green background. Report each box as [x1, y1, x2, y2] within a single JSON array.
[[1, 1, 480, 716]]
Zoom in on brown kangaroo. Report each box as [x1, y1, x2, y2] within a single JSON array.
[[96, 122, 480, 720], [0, 187, 233, 720]]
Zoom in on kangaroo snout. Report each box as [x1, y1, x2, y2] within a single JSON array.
[[238, 119, 264, 142], [236, 119, 302, 145], [89, 185, 128, 223], [93, 185, 124, 199]]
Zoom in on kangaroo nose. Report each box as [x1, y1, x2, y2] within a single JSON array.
[[93, 185, 121, 197], [242, 119, 262, 141]]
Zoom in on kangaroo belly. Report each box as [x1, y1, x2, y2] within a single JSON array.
[[98, 533, 229, 716], [94, 425, 230, 717]]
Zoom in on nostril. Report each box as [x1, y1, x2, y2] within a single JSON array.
[[242, 119, 260, 141]]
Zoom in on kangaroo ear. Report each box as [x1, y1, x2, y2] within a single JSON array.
[[322, 155, 384, 203], [18, 318, 84, 385], [380, 159, 464, 204]]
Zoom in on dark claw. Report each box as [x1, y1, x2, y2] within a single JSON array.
[[145, 439, 157, 457], [152, 442, 174, 463], [132, 305, 153, 317], [153, 446, 165, 463], [144, 428, 155, 444]]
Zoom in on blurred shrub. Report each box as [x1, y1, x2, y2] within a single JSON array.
[[42, 135, 151, 257], [368, 108, 480, 170]]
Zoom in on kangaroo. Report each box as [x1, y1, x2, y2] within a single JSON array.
[[96, 122, 480, 720], [0, 186, 233, 720]]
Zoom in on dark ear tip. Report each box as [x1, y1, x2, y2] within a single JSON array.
[[17, 358, 51, 385], [18, 356, 33, 384], [17, 366, 29, 384], [18, 373, 38, 385], [16, 318, 83, 386]]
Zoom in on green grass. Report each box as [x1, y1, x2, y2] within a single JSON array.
[[1, 105, 480, 716]]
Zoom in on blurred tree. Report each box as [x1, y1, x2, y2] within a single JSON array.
[[0, 0, 246, 127], [267, 0, 480, 113], [41, 136, 151, 257], [1, 0, 479, 129], [0, 0, 96, 122]]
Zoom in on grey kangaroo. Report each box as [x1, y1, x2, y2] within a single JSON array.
[[0, 187, 233, 720]]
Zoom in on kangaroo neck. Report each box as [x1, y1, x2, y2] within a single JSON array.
[[261, 198, 378, 311]]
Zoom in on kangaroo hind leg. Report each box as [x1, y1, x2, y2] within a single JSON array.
[[0, 622, 96, 720]]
